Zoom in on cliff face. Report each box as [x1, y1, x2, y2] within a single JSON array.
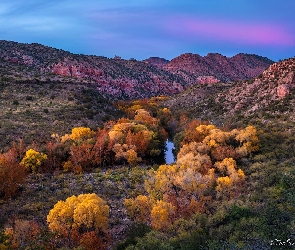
[[0, 40, 273, 99]]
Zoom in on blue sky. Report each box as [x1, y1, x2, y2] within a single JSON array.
[[1, 0, 294, 61]]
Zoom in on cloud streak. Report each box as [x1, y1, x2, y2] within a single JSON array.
[[165, 16, 294, 46]]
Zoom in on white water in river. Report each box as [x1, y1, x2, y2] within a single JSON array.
[[164, 139, 175, 164]]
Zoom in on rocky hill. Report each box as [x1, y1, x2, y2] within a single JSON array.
[[163, 53, 274, 84], [161, 56, 295, 128], [0, 40, 273, 99], [0, 40, 186, 100]]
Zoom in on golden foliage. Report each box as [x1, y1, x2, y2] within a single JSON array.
[[176, 142, 212, 174], [70, 127, 96, 143], [235, 126, 260, 156], [216, 176, 233, 199], [129, 124, 259, 230], [62, 160, 73, 172], [124, 195, 151, 222], [126, 149, 139, 166], [196, 124, 216, 136], [20, 149, 47, 172], [112, 143, 142, 165], [162, 108, 171, 114], [151, 200, 175, 230], [134, 109, 158, 126], [47, 193, 109, 236]]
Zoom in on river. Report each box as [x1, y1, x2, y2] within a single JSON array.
[[164, 139, 175, 164]]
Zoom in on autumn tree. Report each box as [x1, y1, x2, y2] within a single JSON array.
[[124, 195, 176, 230], [125, 124, 259, 230], [134, 109, 158, 127], [63, 126, 114, 172], [150, 200, 176, 230], [108, 117, 162, 163], [112, 143, 142, 165], [234, 126, 259, 156], [70, 127, 96, 143], [0, 149, 27, 199], [47, 193, 109, 248], [124, 195, 152, 222], [20, 149, 47, 173]]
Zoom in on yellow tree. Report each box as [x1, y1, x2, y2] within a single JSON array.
[[70, 127, 96, 144], [20, 149, 47, 172], [150, 200, 175, 230], [112, 144, 141, 165], [47, 193, 109, 247], [134, 109, 158, 127], [234, 126, 259, 156], [47, 193, 109, 234], [126, 149, 140, 166], [124, 195, 152, 222], [216, 176, 233, 199], [124, 124, 259, 230]]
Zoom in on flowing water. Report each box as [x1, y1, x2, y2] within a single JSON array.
[[164, 139, 175, 164]]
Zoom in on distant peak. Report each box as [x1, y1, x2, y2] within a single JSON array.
[[143, 57, 170, 68]]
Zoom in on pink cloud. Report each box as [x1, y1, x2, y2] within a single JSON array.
[[165, 16, 294, 46]]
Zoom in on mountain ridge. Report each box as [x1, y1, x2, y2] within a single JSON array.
[[0, 40, 273, 99], [162, 52, 274, 83], [161, 56, 295, 127]]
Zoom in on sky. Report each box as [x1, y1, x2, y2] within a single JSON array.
[[1, 0, 295, 61]]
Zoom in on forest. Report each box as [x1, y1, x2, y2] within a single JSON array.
[[0, 94, 294, 250]]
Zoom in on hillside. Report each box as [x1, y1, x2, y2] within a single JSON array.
[[0, 79, 122, 150], [142, 57, 170, 69], [0, 40, 184, 99], [1, 40, 273, 100], [162, 56, 295, 128]]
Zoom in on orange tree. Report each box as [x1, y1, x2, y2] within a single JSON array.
[[0, 148, 27, 199]]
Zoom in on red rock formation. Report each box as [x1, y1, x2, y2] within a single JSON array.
[[277, 84, 290, 98], [164, 52, 273, 82], [197, 76, 220, 84]]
